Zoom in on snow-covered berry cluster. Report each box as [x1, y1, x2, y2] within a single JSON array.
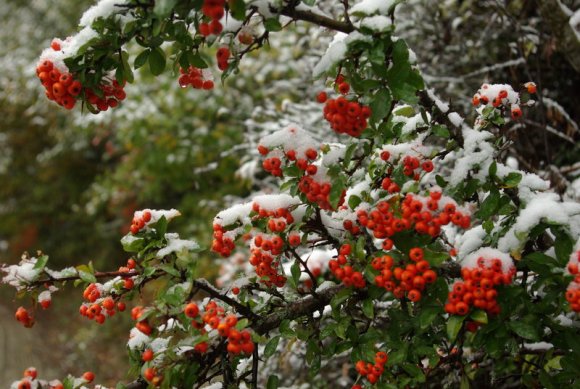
[[37, 39, 127, 112], [445, 249, 515, 317], [472, 82, 536, 120]]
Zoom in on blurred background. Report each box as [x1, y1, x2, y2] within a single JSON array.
[[0, 0, 578, 385]]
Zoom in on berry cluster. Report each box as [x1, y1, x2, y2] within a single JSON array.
[[298, 175, 345, 211], [373, 248, 437, 301], [258, 145, 319, 178], [14, 368, 41, 389], [445, 257, 515, 316], [178, 66, 215, 90], [212, 223, 236, 257], [216, 47, 231, 71], [84, 79, 127, 113], [15, 306, 34, 328], [257, 143, 344, 210], [130, 210, 152, 234], [198, 0, 225, 36], [37, 40, 128, 112], [186, 301, 255, 355], [565, 250, 580, 312], [250, 236, 287, 288], [36, 60, 81, 110], [328, 243, 366, 288], [357, 191, 470, 250], [381, 152, 434, 184], [317, 79, 372, 137], [353, 351, 389, 386]]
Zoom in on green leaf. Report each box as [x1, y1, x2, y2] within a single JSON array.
[[470, 309, 488, 324], [370, 88, 392, 123], [503, 172, 522, 188], [476, 189, 500, 219], [279, 320, 295, 337], [509, 321, 539, 341], [291, 261, 301, 288], [432, 125, 450, 138], [348, 195, 362, 210], [266, 375, 279, 389], [264, 18, 282, 31], [188, 52, 208, 69], [78, 270, 97, 284], [154, 0, 177, 18], [446, 315, 466, 341], [229, 0, 246, 20], [329, 176, 346, 209], [331, 288, 352, 310], [488, 161, 497, 177], [362, 298, 374, 319], [264, 336, 280, 358], [149, 47, 166, 75], [134, 49, 150, 69], [235, 318, 249, 330], [33, 255, 49, 270], [419, 307, 439, 330]]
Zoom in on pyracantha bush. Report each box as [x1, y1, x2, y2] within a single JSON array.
[[2, 0, 580, 388]]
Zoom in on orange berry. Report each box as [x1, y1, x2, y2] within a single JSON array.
[[82, 371, 95, 382], [184, 302, 200, 318]]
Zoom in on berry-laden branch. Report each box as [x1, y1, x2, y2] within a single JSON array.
[[276, 3, 355, 34]]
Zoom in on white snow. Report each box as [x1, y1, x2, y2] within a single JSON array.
[[447, 112, 464, 127], [350, 0, 397, 16], [427, 89, 449, 113], [38, 290, 51, 303], [135, 208, 181, 225], [455, 226, 486, 258], [128, 327, 151, 350], [214, 202, 253, 226], [156, 233, 200, 258], [461, 247, 514, 273], [570, 10, 580, 41], [360, 15, 392, 32], [313, 31, 372, 77], [79, 0, 129, 27], [1, 256, 44, 289], [498, 193, 580, 254], [253, 194, 301, 211], [259, 124, 320, 158]]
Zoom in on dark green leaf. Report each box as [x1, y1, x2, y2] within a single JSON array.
[[447, 315, 466, 341], [154, 0, 178, 18], [362, 298, 374, 319], [149, 47, 166, 75], [432, 125, 450, 138], [267, 375, 279, 389], [509, 321, 539, 341], [264, 18, 282, 31], [264, 336, 280, 358]]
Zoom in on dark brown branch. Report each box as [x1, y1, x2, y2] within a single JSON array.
[[278, 5, 355, 34]]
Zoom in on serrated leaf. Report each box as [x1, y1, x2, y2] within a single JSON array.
[[149, 47, 166, 75]]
